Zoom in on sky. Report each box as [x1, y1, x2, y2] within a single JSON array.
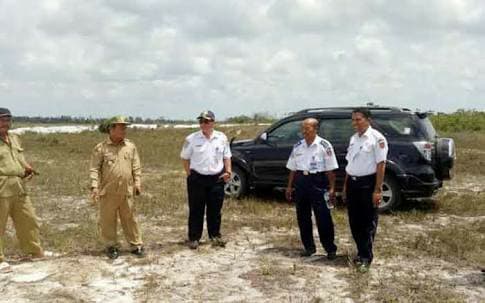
[[1, 0, 485, 119]]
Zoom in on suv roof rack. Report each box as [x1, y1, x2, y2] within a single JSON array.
[[296, 106, 411, 114]]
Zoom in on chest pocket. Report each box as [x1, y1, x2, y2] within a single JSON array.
[[361, 142, 373, 153], [104, 153, 117, 166], [123, 151, 133, 160], [214, 144, 225, 155], [193, 142, 206, 153]]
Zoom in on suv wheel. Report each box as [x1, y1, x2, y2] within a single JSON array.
[[224, 166, 247, 198], [379, 175, 402, 212]]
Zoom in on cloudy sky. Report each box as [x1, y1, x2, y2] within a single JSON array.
[[1, 0, 484, 119]]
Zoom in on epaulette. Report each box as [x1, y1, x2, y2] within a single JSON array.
[[319, 139, 330, 149], [293, 140, 303, 148], [94, 142, 105, 152]]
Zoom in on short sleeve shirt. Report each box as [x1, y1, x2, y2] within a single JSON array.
[[180, 130, 232, 175], [345, 126, 388, 176], [286, 136, 339, 172]]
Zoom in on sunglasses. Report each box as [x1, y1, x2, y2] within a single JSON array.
[[199, 119, 213, 124]]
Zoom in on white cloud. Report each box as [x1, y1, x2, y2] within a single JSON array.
[[1, 0, 485, 119]]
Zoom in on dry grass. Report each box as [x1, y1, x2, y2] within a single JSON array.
[[2, 126, 483, 302]]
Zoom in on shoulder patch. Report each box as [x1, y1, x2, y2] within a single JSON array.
[[378, 138, 386, 149]]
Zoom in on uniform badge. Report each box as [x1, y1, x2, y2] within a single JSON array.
[[378, 139, 386, 149], [326, 147, 333, 156]]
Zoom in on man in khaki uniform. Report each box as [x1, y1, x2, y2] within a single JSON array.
[[0, 108, 43, 265], [90, 116, 144, 259]]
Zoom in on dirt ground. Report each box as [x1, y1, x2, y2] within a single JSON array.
[[1, 176, 484, 303]]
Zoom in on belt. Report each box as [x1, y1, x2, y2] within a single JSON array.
[[348, 174, 376, 181], [190, 169, 222, 177], [296, 170, 325, 176]]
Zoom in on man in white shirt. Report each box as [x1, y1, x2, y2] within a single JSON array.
[[285, 118, 339, 259], [343, 107, 388, 273], [180, 110, 232, 249]]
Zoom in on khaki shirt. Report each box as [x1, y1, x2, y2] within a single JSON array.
[[0, 134, 28, 197], [89, 138, 141, 197]]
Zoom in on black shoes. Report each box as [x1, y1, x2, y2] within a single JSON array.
[[106, 247, 119, 259], [353, 257, 371, 273], [188, 240, 199, 250], [210, 237, 226, 248], [300, 249, 316, 257], [131, 247, 145, 257], [327, 251, 337, 260]]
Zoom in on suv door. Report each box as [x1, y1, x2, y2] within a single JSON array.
[[249, 119, 303, 185]]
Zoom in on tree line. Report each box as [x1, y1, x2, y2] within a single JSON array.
[[13, 112, 277, 125], [13, 110, 485, 132]]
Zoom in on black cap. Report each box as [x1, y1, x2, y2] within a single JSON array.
[[197, 110, 215, 121], [0, 108, 11, 118]]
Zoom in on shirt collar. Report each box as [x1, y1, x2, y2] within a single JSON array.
[[198, 130, 217, 140], [357, 126, 372, 138], [304, 136, 319, 147], [106, 137, 126, 145]]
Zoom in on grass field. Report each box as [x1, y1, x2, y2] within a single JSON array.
[[1, 125, 484, 302]]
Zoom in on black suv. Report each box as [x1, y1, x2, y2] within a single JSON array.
[[225, 106, 455, 211]]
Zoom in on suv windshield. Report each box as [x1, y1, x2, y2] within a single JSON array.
[[373, 115, 436, 140]]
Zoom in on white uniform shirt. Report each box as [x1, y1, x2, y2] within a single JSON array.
[[286, 136, 339, 173], [180, 130, 232, 175], [345, 126, 388, 177]]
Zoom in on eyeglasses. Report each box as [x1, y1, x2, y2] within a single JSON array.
[[199, 119, 213, 124], [0, 117, 11, 123]]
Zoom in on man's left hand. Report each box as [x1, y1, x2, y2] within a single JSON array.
[[220, 172, 231, 183], [328, 189, 336, 204], [372, 191, 382, 207]]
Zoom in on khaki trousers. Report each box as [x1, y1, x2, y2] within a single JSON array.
[[98, 193, 142, 248], [0, 195, 43, 262]]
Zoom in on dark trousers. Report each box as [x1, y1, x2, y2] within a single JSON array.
[[294, 172, 337, 254], [187, 170, 225, 241], [346, 174, 379, 263]]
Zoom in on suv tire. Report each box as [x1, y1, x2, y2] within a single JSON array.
[[224, 166, 247, 199], [379, 175, 402, 212]]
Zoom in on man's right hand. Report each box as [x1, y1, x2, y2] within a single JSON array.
[[285, 187, 293, 202]]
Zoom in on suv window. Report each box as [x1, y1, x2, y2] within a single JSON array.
[[373, 115, 436, 140], [319, 119, 355, 143], [267, 120, 303, 144]]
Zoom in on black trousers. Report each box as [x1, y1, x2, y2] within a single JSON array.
[[346, 174, 379, 263], [294, 172, 337, 254], [187, 170, 225, 241]]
